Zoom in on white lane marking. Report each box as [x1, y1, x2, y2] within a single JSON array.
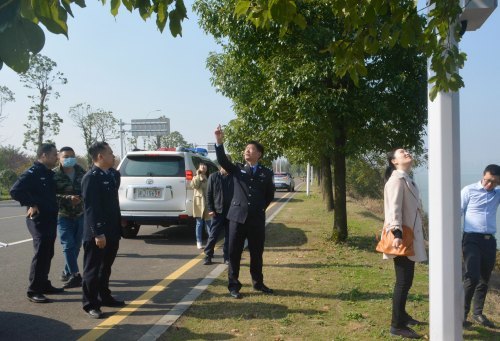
[[138, 182, 304, 340], [0, 238, 33, 248], [138, 264, 227, 341]]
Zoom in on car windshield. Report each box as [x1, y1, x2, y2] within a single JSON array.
[[120, 155, 185, 177], [274, 173, 288, 178]]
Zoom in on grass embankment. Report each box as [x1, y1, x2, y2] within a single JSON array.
[[162, 188, 499, 340]]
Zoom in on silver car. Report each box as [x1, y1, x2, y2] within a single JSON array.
[[273, 172, 295, 192]]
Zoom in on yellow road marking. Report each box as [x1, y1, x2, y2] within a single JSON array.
[[79, 188, 298, 339], [78, 255, 204, 340]]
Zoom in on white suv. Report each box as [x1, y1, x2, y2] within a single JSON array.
[[117, 148, 218, 238]]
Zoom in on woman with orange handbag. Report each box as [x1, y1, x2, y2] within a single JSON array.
[[383, 148, 427, 339]]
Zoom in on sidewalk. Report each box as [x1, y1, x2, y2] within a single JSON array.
[[161, 189, 499, 340]]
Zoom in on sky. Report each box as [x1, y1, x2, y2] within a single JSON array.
[[0, 1, 499, 170]]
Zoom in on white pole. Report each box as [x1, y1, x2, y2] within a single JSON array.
[[306, 162, 310, 196], [428, 27, 463, 340]]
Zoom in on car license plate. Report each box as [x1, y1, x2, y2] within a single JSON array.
[[135, 188, 162, 199]]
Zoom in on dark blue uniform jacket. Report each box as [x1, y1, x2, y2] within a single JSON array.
[[81, 166, 122, 241], [215, 144, 274, 224], [10, 161, 58, 220]]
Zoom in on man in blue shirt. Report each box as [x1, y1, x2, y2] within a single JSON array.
[[461, 164, 500, 328]]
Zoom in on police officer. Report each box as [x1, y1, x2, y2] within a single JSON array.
[[10, 143, 64, 303], [81, 142, 125, 319], [214, 125, 275, 299]]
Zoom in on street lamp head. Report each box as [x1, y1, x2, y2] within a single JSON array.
[[460, 0, 497, 31]]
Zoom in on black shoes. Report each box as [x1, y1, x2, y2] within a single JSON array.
[[42, 285, 64, 294], [390, 326, 422, 339], [86, 308, 103, 319], [472, 314, 495, 328], [100, 297, 126, 307], [253, 284, 273, 294], [27, 293, 49, 303], [203, 256, 212, 265], [229, 290, 242, 299], [63, 274, 82, 289], [406, 317, 424, 327]]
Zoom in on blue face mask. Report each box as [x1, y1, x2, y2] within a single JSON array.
[[62, 157, 77, 168]]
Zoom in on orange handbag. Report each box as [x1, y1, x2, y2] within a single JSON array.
[[376, 224, 415, 257]]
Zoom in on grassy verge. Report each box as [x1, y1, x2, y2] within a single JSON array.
[[161, 188, 499, 340]]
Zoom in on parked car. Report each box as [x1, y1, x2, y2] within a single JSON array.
[[273, 172, 295, 192], [117, 147, 218, 238]]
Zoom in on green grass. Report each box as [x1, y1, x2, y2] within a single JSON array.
[[161, 188, 500, 340]]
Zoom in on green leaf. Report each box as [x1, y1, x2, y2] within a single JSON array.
[[122, 0, 133, 11], [292, 13, 306, 29], [234, 0, 251, 18], [73, 0, 86, 8], [61, 0, 74, 18], [0, 19, 31, 72], [429, 85, 438, 101], [168, 9, 182, 37], [110, 0, 121, 16], [20, 18, 45, 53]]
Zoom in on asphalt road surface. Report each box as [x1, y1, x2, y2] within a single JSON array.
[[0, 186, 301, 341]]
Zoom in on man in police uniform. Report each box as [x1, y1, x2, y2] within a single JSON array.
[[81, 142, 124, 319], [214, 125, 275, 299], [10, 143, 64, 303]]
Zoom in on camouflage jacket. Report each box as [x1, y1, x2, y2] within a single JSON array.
[[53, 164, 86, 218]]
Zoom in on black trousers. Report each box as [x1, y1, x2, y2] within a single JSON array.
[[204, 214, 229, 260], [391, 256, 415, 328], [26, 216, 57, 295], [227, 212, 265, 291], [463, 232, 497, 317], [82, 239, 119, 311]]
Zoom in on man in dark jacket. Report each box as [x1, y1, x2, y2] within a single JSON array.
[[214, 125, 275, 299], [204, 156, 234, 265], [53, 146, 86, 288], [81, 141, 125, 319], [10, 143, 64, 303]]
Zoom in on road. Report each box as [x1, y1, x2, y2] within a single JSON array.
[[0, 187, 300, 340]]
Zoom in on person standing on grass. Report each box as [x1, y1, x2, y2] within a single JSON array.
[[214, 125, 274, 299], [81, 142, 125, 319], [10, 143, 64, 303], [191, 162, 211, 249], [461, 164, 500, 329], [54, 146, 86, 289], [383, 148, 427, 339], [203, 156, 234, 265]]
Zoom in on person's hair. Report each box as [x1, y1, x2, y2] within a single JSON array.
[[384, 148, 400, 182], [36, 143, 56, 158], [247, 140, 264, 156], [59, 146, 74, 153], [483, 164, 500, 177], [88, 141, 109, 161]]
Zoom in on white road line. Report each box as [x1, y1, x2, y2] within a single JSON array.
[[138, 264, 228, 341], [138, 183, 303, 340], [0, 238, 33, 248]]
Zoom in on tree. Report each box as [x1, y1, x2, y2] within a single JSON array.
[[196, 0, 427, 242], [0, 145, 31, 174], [234, 0, 466, 100], [0, 85, 15, 124], [0, 0, 188, 72], [141, 130, 192, 150], [20, 54, 66, 151], [69, 103, 118, 164]]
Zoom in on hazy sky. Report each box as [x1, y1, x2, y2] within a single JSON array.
[[0, 1, 499, 169]]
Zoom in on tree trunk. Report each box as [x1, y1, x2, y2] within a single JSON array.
[[332, 121, 348, 243], [37, 89, 48, 148], [320, 154, 334, 211]]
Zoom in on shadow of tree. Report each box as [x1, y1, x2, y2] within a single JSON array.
[[347, 235, 378, 253], [265, 223, 308, 248], [358, 210, 384, 223], [158, 326, 235, 340], [463, 326, 500, 340]]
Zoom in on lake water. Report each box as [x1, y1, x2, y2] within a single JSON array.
[[413, 166, 500, 248]]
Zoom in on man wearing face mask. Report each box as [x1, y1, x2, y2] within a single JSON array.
[[53, 146, 86, 289]]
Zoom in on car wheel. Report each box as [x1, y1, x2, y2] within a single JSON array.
[[122, 223, 140, 238], [287, 186, 291, 192]]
